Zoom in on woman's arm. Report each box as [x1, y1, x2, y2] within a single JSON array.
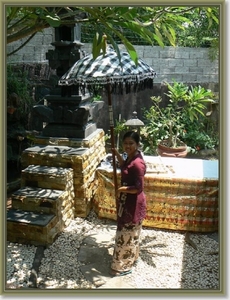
[[118, 159, 146, 195], [112, 148, 125, 167], [118, 185, 138, 194]]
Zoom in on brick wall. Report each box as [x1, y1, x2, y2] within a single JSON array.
[[7, 28, 54, 64], [7, 28, 218, 84], [81, 44, 219, 84]]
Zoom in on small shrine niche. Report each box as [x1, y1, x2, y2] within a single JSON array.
[[32, 22, 103, 138]]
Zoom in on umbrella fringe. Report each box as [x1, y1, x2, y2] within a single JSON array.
[[60, 80, 154, 96], [59, 74, 156, 87]]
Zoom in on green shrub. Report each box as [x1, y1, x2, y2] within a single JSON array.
[[141, 81, 218, 155]]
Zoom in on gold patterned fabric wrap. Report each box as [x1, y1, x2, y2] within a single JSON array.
[[93, 167, 218, 232]]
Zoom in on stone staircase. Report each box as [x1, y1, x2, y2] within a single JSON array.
[[7, 165, 75, 246], [7, 129, 106, 246]]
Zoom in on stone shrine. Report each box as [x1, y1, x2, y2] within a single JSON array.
[[7, 20, 106, 246], [32, 23, 103, 138]]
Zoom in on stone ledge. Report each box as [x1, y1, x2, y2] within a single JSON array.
[[7, 209, 55, 226], [7, 210, 61, 246]]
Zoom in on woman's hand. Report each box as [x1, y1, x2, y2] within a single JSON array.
[[118, 186, 138, 194], [111, 148, 120, 157], [112, 148, 124, 166], [118, 186, 127, 193]]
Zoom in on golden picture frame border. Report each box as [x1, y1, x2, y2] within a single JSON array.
[[1, 1, 227, 297]]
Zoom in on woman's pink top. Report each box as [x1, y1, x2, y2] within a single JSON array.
[[117, 152, 146, 230]]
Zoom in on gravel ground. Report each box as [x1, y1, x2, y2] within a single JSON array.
[[6, 210, 219, 291]]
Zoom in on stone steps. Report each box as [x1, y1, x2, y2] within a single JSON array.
[[21, 130, 106, 217], [7, 165, 75, 246], [7, 129, 106, 246], [11, 186, 74, 222], [7, 209, 59, 246], [21, 165, 74, 192]]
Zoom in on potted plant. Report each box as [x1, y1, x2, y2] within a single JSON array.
[[142, 81, 215, 157]]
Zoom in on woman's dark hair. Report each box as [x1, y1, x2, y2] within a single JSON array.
[[122, 131, 140, 144]]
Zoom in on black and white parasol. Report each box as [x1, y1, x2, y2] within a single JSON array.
[[59, 47, 156, 91], [58, 47, 157, 202]]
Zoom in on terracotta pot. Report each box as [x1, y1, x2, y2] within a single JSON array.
[[7, 106, 16, 114], [157, 140, 188, 158]]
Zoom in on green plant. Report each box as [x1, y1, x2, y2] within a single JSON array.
[[180, 114, 218, 153], [7, 64, 33, 125], [91, 94, 102, 102], [114, 119, 130, 151], [7, 64, 35, 166], [104, 119, 129, 153], [114, 118, 129, 136], [142, 81, 215, 155]]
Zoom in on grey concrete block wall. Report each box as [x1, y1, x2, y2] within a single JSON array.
[[81, 44, 219, 84], [7, 28, 218, 84], [7, 28, 55, 64]]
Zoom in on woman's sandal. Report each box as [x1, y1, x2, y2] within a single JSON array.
[[133, 259, 139, 267], [110, 269, 132, 277]]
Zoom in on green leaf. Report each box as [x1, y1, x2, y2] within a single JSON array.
[[153, 34, 164, 48], [105, 26, 138, 65], [119, 21, 154, 45], [123, 41, 138, 66], [162, 25, 176, 47], [151, 24, 165, 47], [92, 32, 103, 60], [45, 15, 61, 27], [192, 107, 205, 118], [168, 26, 176, 42], [105, 33, 121, 62]]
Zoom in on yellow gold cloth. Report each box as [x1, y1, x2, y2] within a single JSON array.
[[93, 157, 218, 232]]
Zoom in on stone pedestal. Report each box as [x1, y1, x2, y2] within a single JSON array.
[[7, 210, 59, 246], [21, 129, 106, 217], [42, 123, 97, 138]]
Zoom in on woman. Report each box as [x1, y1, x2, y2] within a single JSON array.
[[110, 131, 147, 276]]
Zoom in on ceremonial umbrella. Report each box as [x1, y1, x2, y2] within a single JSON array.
[[58, 47, 157, 202]]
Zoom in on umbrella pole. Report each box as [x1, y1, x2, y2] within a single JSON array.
[[107, 81, 118, 211]]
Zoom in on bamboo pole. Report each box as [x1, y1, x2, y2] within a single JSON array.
[[107, 81, 118, 211]]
